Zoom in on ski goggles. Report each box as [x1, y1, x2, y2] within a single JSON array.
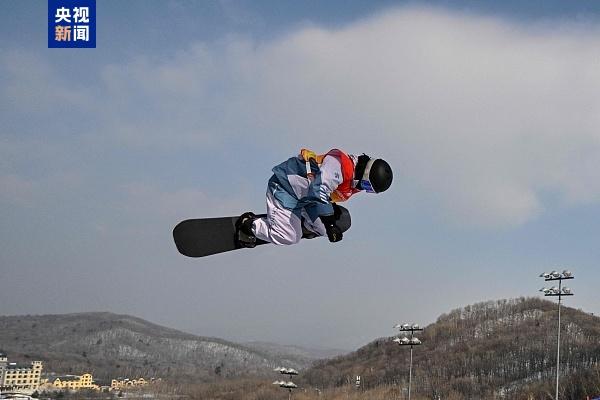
[[359, 159, 377, 193]]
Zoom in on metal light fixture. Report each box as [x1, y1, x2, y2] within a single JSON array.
[[272, 381, 298, 389], [274, 367, 299, 376], [538, 269, 575, 400], [272, 366, 299, 400], [393, 323, 423, 400]]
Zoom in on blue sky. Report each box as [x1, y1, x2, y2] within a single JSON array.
[[1, 0, 600, 350]]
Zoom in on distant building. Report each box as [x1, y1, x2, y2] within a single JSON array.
[[39, 373, 99, 391], [91, 379, 112, 392], [49, 373, 98, 391], [0, 354, 43, 393], [0, 352, 7, 386], [111, 377, 153, 389]]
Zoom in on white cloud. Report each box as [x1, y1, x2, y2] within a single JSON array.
[[109, 7, 600, 227], [0, 169, 85, 209], [5, 7, 600, 228], [1, 50, 92, 114], [240, 8, 600, 227], [118, 183, 248, 222]]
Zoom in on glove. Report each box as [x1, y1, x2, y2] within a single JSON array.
[[332, 202, 342, 219], [325, 224, 343, 243], [320, 213, 343, 243]]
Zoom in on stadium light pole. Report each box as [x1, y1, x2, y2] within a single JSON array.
[[393, 323, 423, 400], [539, 270, 574, 400], [273, 367, 299, 400]]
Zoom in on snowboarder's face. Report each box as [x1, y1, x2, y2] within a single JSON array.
[[356, 157, 378, 193], [360, 178, 377, 193]]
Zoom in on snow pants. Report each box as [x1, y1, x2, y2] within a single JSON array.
[[253, 189, 327, 245]]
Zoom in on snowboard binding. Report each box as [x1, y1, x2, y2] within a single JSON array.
[[235, 212, 257, 248]]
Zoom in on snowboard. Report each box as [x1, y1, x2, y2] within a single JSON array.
[[173, 205, 351, 258]]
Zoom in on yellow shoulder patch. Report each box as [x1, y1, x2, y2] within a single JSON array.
[[300, 148, 325, 164]]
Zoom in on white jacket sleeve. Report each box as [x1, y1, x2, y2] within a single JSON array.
[[307, 155, 343, 216]]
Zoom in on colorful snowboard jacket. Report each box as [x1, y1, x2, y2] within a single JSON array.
[[269, 149, 360, 221]]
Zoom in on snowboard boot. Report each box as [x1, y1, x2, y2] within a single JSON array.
[[300, 217, 318, 239], [235, 212, 257, 248]]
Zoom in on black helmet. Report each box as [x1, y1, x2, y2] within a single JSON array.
[[355, 155, 393, 193]]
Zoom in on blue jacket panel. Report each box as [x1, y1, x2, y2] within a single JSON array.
[[269, 156, 334, 221]]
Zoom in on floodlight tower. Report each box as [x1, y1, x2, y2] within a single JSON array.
[[539, 269, 574, 400], [273, 367, 299, 400], [393, 323, 423, 400]]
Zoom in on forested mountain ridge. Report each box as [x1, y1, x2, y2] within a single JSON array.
[[0, 312, 324, 381], [2, 300, 600, 399], [304, 298, 600, 399]]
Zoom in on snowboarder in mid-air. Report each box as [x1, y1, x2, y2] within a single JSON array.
[[236, 148, 393, 248], [172, 148, 393, 257]]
